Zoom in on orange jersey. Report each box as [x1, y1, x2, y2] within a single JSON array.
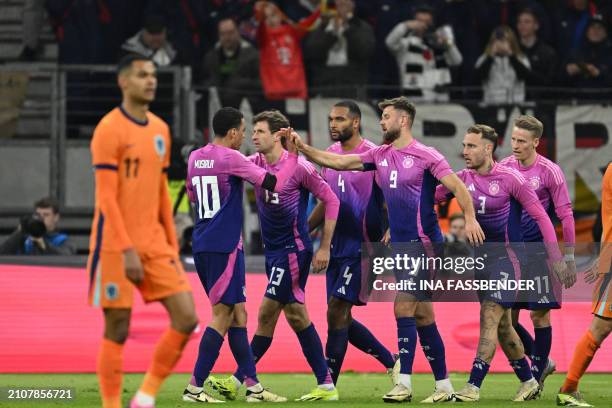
[[89, 106, 177, 255]]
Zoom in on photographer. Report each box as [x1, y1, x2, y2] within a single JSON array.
[[474, 25, 531, 105], [385, 5, 462, 102], [0, 197, 75, 255]]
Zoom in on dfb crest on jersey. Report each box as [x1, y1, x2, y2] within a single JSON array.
[[402, 156, 414, 169], [153, 134, 165, 159], [488, 180, 500, 195], [529, 176, 541, 190], [105, 283, 119, 300]]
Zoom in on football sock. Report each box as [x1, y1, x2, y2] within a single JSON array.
[[233, 334, 272, 383], [532, 326, 552, 381], [514, 323, 535, 359], [191, 327, 223, 387], [97, 338, 123, 408], [227, 327, 259, 387], [561, 330, 600, 393], [397, 317, 417, 375], [348, 319, 395, 369], [297, 324, 333, 385], [325, 327, 349, 385], [417, 323, 448, 381], [139, 327, 190, 397], [510, 357, 533, 382], [468, 358, 490, 388]]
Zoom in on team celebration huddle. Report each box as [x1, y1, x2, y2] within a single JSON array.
[[89, 57, 611, 407]]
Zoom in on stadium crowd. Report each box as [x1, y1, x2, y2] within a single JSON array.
[[23, 0, 612, 103]]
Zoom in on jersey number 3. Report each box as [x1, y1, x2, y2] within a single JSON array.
[[192, 176, 220, 219]]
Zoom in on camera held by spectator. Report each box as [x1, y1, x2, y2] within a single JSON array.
[[0, 197, 76, 255]]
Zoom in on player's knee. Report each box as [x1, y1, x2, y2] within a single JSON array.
[[529, 310, 550, 327], [104, 314, 131, 344], [285, 310, 309, 332], [327, 298, 350, 329], [232, 307, 248, 327], [172, 310, 199, 334], [394, 301, 416, 318]]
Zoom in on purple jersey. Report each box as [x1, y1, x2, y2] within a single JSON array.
[[251, 151, 336, 254], [500, 154, 575, 245], [323, 139, 384, 258], [436, 163, 539, 243], [187, 144, 267, 253], [358, 139, 453, 243]]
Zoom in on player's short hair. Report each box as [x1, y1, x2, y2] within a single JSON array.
[[213, 107, 244, 137], [378, 97, 416, 126], [116, 54, 153, 75], [34, 197, 59, 214], [253, 110, 290, 134], [513, 115, 543, 138], [449, 212, 465, 224], [334, 100, 362, 119], [467, 124, 498, 152]]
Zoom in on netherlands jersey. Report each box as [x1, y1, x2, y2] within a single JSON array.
[[436, 163, 539, 243], [358, 139, 454, 243], [500, 154, 574, 243], [187, 144, 267, 253], [250, 151, 332, 254], [322, 139, 384, 257]]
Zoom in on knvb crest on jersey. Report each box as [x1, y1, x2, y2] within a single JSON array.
[[402, 156, 415, 169], [529, 176, 541, 190], [153, 134, 165, 160], [488, 180, 500, 195]]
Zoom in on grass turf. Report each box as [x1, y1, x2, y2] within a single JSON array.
[[1, 373, 611, 407]]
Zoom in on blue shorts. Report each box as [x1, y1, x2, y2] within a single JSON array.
[[194, 247, 246, 305], [476, 255, 518, 308], [264, 250, 312, 304], [326, 256, 370, 306], [392, 242, 432, 302], [513, 250, 561, 310]]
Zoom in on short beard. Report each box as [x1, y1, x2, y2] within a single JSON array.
[[383, 127, 400, 144], [331, 127, 353, 143]]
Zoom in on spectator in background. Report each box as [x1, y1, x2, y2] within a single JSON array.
[[19, 0, 45, 60], [475, 26, 530, 104], [121, 14, 181, 66], [0, 197, 75, 255], [385, 5, 462, 102], [202, 18, 261, 108], [303, 0, 375, 98], [554, 0, 598, 60], [561, 15, 612, 92], [255, 1, 320, 100], [516, 8, 558, 97], [445, 212, 467, 243]]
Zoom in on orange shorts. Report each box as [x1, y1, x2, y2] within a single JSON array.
[[87, 251, 192, 308], [592, 273, 612, 319]]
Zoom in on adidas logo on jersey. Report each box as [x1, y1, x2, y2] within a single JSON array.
[[399, 348, 409, 354], [337, 286, 346, 295], [379, 159, 388, 167], [267, 287, 276, 295], [538, 296, 550, 304], [491, 291, 502, 300], [468, 183, 476, 192]]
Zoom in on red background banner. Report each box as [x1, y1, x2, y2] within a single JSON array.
[[1, 265, 610, 373]]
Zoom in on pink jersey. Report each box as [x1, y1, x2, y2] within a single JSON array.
[[250, 151, 339, 254], [187, 144, 298, 253], [358, 139, 453, 243], [435, 163, 563, 261], [323, 138, 384, 257], [500, 154, 575, 246]]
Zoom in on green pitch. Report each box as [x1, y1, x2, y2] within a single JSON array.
[[1, 373, 611, 407]]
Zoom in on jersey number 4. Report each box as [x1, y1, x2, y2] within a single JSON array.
[[191, 175, 220, 219]]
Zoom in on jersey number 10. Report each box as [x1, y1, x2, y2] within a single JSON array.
[[191, 176, 220, 219]]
